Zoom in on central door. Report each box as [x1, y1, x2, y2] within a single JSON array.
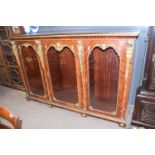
[[47, 46, 79, 105]]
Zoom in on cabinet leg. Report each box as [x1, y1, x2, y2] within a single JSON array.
[[48, 104, 53, 108], [81, 113, 87, 117], [26, 97, 30, 101], [119, 123, 126, 128]]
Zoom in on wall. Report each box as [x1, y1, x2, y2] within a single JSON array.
[[128, 27, 149, 105]]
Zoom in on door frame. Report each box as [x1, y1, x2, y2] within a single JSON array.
[[16, 40, 49, 100], [82, 38, 135, 120], [43, 38, 83, 109]]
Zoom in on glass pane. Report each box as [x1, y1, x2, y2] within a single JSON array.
[[3, 46, 17, 65], [0, 26, 8, 40], [89, 47, 119, 113], [8, 67, 23, 86], [21, 46, 45, 96], [47, 47, 78, 104]]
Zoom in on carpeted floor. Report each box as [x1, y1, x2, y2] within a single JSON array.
[[0, 86, 123, 129]]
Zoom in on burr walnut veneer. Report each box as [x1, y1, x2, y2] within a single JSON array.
[[10, 33, 137, 126]]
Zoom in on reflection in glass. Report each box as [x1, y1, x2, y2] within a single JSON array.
[[89, 47, 119, 113], [47, 47, 78, 104], [21, 46, 45, 96]]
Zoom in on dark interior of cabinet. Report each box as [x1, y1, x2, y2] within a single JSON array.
[[47, 47, 78, 104], [2, 46, 17, 65], [8, 67, 23, 86], [0, 66, 9, 84], [0, 26, 8, 40], [0, 43, 23, 88], [89, 47, 119, 113], [21, 46, 45, 96], [145, 27, 155, 91], [0, 48, 3, 65]]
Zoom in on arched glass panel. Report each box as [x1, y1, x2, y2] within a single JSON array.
[[89, 47, 119, 113], [21, 46, 45, 96], [47, 47, 78, 104], [3, 46, 17, 65]]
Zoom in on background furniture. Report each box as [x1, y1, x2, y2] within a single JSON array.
[[0, 26, 24, 91], [0, 106, 22, 129], [132, 27, 155, 128]]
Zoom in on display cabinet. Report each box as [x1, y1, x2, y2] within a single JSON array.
[[0, 41, 24, 91], [0, 26, 24, 91], [14, 33, 137, 126]]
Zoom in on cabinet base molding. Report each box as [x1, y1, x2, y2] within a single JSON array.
[[81, 113, 87, 117], [23, 94, 126, 126], [132, 120, 154, 129], [119, 123, 126, 128], [0, 83, 25, 92], [25, 97, 30, 101], [48, 104, 53, 108]]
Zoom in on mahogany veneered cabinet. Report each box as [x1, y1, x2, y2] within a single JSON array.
[[13, 34, 137, 126]]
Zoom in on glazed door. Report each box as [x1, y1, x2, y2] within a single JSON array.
[[45, 40, 82, 109], [18, 41, 48, 99], [83, 39, 135, 119], [88, 47, 119, 113], [0, 42, 24, 89]]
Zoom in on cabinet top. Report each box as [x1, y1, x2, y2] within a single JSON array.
[[11, 32, 139, 40], [7, 26, 143, 40]]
